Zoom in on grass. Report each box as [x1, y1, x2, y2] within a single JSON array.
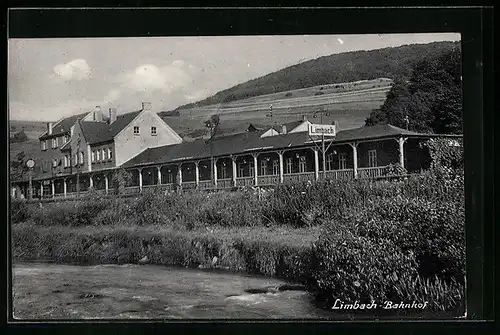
[[11, 145, 465, 314]]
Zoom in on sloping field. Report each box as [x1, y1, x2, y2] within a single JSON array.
[[177, 78, 392, 120]]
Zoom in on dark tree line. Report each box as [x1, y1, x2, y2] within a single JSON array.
[[365, 47, 462, 134], [176, 41, 458, 110]]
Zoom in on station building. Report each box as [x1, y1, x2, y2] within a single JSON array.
[[10, 102, 462, 199]]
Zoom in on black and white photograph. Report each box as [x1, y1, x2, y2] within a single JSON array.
[[8, 9, 470, 321]]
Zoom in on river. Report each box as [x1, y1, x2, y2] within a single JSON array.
[[12, 262, 334, 320]]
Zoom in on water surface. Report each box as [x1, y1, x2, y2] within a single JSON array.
[[12, 262, 334, 320]]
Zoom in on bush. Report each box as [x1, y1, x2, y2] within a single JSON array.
[[314, 91, 325, 96], [10, 199, 31, 224], [308, 172, 465, 311], [284, 92, 293, 97]]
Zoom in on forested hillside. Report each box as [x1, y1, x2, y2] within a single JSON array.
[[365, 46, 462, 134], [176, 41, 459, 110]]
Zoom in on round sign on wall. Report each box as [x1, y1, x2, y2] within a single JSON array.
[[26, 159, 35, 169]]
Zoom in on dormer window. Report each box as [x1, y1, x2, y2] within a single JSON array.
[[52, 137, 58, 148], [96, 150, 101, 161], [151, 126, 157, 136], [133, 126, 140, 135], [41, 140, 47, 151]]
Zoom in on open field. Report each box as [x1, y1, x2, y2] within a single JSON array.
[[10, 120, 47, 140], [176, 78, 392, 120]]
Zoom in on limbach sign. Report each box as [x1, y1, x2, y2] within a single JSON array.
[[308, 123, 337, 137]]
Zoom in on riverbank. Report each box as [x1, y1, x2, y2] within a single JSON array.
[[10, 141, 466, 316], [12, 223, 318, 283]]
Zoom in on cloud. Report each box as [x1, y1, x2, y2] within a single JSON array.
[[122, 64, 192, 93], [53, 59, 91, 81]]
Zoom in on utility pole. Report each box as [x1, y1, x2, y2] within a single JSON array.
[[312, 111, 331, 180], [321, 113, 327, 180], [76, 133, 81, 198], [26, 159, 35, 200], [206, 115, 220, 188]]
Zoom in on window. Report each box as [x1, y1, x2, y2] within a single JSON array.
[[219, 163, 228, 179], [96, 150, 101, 161], [285, 158, 293, 174], [74, 154, 78, 166], [368, 150, 377, 168], [53, 159, 58, 169], [52, 137, 58, 148], [41, 140, 47, 151], [61, 136, 66, 144], [151, 126, 157, 135], [260, 160, 268, 176], [238, 163, 244, 178], [298, 156, 307, 173], [64, 155, 68, 167], [92, 151, 96, 163], [272, 160, 279, 175], [108, 148, 113, 160], [339, 153, 347, 170], [326, 153, 333, 171], [102, 149, 106, 160], [133, 126, 140, 135], [249, 162, 254, 177], [79, 152, 84, 165], [166, 170, 173, 184]]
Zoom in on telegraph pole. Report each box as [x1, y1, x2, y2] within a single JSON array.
[[321, 113, 327, 180], [312, 111, 330, 180], [76, 133, 81, 198], [26, 159, 35, 200]]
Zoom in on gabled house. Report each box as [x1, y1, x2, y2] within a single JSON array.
[[25, 102, 183, 197]]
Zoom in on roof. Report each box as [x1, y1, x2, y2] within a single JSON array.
[[122, 123, 457, 168], [332, 124, 423, 142], [79, 110, 142, 145], [281, 120, 304, 133], [122, 130, 310, 168], [39, 112, 89, 139]]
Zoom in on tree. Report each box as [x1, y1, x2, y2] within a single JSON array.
[[10, 151, 26, 181], [365, 48, 462, 134], [111, 169, 132, 195], [10, 130, 29, 143]]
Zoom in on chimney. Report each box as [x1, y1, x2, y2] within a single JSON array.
[[93, 106, 103, 122], [281, 125, 287, 134], [47, 122, 53, 135], [109, 108, 117, 124], [142, 102, 152, 111], [302, 115, 307, 122]]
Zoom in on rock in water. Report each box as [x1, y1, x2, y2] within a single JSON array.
[[139, 256, 149, 264]]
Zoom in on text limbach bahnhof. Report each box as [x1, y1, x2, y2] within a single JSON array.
[[332, 299, 429, 310]]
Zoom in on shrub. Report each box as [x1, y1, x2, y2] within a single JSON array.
[[314, 91, 325, 96], [309, 173, 465, 311], [284, 92, 293, 97], [10, 199, 31, 224]]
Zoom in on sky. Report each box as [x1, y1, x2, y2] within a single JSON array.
[[8, 33, 460, 121]]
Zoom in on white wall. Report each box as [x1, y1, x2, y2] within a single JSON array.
[[114, 110, 183, 167]]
